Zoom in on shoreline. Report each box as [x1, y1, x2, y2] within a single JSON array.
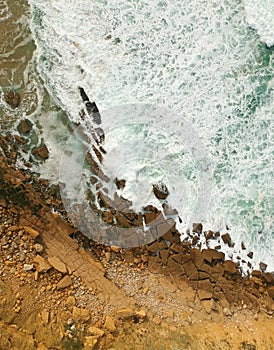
[[0, 132, 273, 349]]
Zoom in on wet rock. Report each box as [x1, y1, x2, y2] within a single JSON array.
[[192, 223, 203, 234], [221, 233, 232, 246], [259, 262, 267, 272], [34, 243, 44, 253], [114, 178, 126, 190], [32, 144, 49, 160], [18, 119, 32, 134], [5, 90, 20, 108], [152, 182, 169, 200], [247, 252, 253, 259]]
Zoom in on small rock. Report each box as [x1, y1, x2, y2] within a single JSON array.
[[33, 255, 51, 272], [116, 308, 134, 319], [18, 119, 32, 134], [34, 243, 44, 253], [88, 326, 104, 338], [84, 336, 100, 350], [5, 90, 20, 108], [223, 260, 237, 274], [104, 316, 116, 332], [72, 306, 91, 322], [57, 275, 72, 289], [48, 256, 67, 274], [247, 251, 253, 259], [114, 178, 126, 190], [24, 226, 40, 238], [32, 144, 49, 160], [152, 182, 169, 200], [192, 223, 203, 234], [221, 233, 232, 246], [223, 307, 232, 317], [23, 264, 34, 271], [66, 296, 76, 308], [259, 262, 267, 272], [135, 309, 147, 319]]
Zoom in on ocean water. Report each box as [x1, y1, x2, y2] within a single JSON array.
[[1, 0, 273, 270]]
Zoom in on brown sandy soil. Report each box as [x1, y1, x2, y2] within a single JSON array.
[[0, 133, 274, 350]]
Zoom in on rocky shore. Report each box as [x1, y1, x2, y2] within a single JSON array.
[[0, 118, 274, 349]]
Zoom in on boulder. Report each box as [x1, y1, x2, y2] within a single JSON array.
[[192, 223, 203, 234], [114, 178, 126, 190], [190, 248, 204, 270], [18, 119, 32, 134], [152, 182, 169, 200], [223, 260, 237, 274], [48, 256, 67, 274], [32, 145, 49, 159], [221, 233, 232, 246], [5, 90, 20, 108]]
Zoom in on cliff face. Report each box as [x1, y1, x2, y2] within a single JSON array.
[[0, 133, 274, 350]]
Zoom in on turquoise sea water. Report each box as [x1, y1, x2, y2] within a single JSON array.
[[0, 0, 273, 271]]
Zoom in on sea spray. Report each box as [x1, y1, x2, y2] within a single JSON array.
[[26, 0, 274, 271]]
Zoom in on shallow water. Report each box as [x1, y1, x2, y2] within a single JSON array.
[[1, 0, 273, 271]]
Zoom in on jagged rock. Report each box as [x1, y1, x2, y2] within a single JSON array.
[[223, 260, 237, 274], [152, 182, 169, 200], [48, 256, 67, 274], [5, 90, 20, 108], [57, 275, 72, 289], [190, 248, 204, 270], [33, 255, 51, 272], [18, 119, 32, 134], [23, 264, 34, 271], [221, 233, 232, 246], [32, 144, 49, 160], [212, 250, 225, 261], [24, 226, 40, 238], [114, 178, 126, 190], [72, 306, 91, 322], [247, 251, 253, 259], [192, 223, 203, 234], [259, 262, 267, 272]]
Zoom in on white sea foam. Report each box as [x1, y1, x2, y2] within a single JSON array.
[[28, 0, 274, 271], [244, 0, 274, 47]]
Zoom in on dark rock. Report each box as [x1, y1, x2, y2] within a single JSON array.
[[115, 178, 126, 190], [5, 90, 20, 108], [221, 233, 232, 246], [241, 241, 246, 250], [259, 262, 267, 272], [152, 182, 169, 200], [192, 223, 203, 234], [32, 144, 49, 159], [205, 230, 214, 240], [247, 251, 253, 259], [18, 119, 32, 134]]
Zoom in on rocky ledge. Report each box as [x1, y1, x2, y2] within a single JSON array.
[[0, 127, 274, 349]]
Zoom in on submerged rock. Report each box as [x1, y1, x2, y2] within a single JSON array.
[[5, 90, 20, 108], [32, 144, 49, 160]]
